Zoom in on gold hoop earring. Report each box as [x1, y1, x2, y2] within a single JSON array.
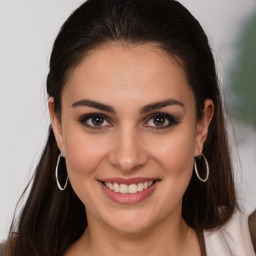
[[55, 153, 69, 191], [194, 151, 209, 182]]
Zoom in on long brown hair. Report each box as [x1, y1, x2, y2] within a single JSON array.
[[6, 0, 236, 255]]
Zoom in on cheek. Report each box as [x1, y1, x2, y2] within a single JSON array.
[[162, 140, 195, 174], [65, 137, 105, 174], [149, 128, 196, 191], [152, 129, 195, 169], [62, 127, 108, 193]]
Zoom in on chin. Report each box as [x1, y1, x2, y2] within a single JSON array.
[[102, 209, 158, 234]]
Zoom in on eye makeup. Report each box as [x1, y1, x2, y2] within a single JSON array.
[[77, 111, 181, 131], [143, 112, 181, 130], [78, 113, 112, 130]]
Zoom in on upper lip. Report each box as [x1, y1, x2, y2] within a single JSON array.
[[98, 177, 160, 185]]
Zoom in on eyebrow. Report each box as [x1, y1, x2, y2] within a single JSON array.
[[140, 99, 184, 113], [71, 98, 184, 114], [71, 99, 116, 113]]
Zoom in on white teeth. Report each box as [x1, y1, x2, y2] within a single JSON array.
[[104, 181, 155, 194], [119, 184, 128, 194], [107, 182, 114, 191], [137, 183, 144, 192], [128, 184, 138, 194], [113, 183, 120, 192], [143, 182, 149, 189]]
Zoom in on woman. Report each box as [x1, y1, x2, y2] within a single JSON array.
[[3, 0, 255, 255]]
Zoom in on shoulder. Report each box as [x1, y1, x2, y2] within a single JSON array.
[[203, 211, 255, 256]]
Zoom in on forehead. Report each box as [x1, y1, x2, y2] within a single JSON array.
[[63, 42, 194, 108]]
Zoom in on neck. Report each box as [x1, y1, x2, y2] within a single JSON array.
[[66, 211, 201, 256]]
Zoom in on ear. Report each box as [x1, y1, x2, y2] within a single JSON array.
[[194, 99, 214, 156], [48, 97, 65, 156]]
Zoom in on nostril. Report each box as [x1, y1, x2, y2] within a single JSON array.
[[107, 137, 148, 172]]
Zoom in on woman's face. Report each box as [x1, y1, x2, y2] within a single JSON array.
[[50, 43, 213, 233]]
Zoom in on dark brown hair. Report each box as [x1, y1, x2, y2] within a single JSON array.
[[6, 0, 236, 255]]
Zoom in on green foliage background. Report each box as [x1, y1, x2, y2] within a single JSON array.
[[229, 13, 256, 127]]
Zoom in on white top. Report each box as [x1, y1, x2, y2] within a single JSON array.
[[204, 212, 255, 256]]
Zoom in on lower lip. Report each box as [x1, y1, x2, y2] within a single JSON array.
[[99, 181, 159, 204]]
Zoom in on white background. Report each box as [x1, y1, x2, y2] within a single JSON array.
[[1, 0, 256, 242]]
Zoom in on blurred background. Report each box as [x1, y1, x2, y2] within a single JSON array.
[[0, 0, 255, 241]]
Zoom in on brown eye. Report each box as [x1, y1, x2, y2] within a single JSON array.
[[146, 114, 170, 127], [152, 116, 166, 126], [92, 116, 104, 126], [144, 113, 180, 129], [79, 114, 111, 128]]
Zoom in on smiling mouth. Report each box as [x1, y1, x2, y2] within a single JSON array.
[[101, 180, 158, 194]]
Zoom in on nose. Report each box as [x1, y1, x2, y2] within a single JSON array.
[[107, 126, 148, 173]]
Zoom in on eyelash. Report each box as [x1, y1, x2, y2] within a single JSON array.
[[78, 112, 180, 130], [143, 112, 180, 129], [78, 113, 111, 130]]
